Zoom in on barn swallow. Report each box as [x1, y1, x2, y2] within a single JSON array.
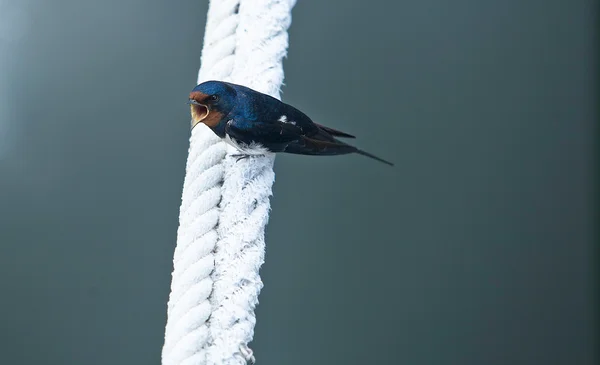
[[188, 81, 393, 166]]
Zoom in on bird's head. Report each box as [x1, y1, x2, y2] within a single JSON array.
[[188, 81, 237, 129]]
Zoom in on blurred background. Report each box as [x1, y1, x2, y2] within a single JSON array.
[[0, 0, 596, 364]]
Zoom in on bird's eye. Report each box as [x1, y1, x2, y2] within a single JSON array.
[[209, 95, 219, 102]]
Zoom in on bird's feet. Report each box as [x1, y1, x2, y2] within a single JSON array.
[[230, 154, 265, 162]]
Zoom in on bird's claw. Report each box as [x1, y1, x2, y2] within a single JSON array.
[[230, 154, 250, 162], [230, 154, 264, 162]]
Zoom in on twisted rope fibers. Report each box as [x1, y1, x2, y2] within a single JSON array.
[[163, 1, 295, 364]]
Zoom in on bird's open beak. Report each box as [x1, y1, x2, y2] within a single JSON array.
[[188, 99, 209, 129]]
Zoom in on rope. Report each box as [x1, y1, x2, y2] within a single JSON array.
[[163, 1, 295, 364], [207, 1, 294, 364], [162, 1, 239, 364]]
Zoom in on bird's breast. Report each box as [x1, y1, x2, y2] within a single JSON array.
[[224, 134, 269, 155]]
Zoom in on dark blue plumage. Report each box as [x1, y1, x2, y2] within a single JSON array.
[[188, 81, 393, 166]]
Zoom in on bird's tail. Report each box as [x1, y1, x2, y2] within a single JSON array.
[[355, 149, 394, 166], [286, 136, 394, 166]]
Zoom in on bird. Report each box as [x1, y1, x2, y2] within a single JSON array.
[[187, 80, 393, 166]]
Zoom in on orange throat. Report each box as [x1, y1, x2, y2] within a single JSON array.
[[191, 104, 209, 129]]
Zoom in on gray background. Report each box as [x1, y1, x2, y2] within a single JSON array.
[[0, 0, 596, 364]]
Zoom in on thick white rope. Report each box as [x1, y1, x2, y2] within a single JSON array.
[[162, 1, 238, 364], [163, 1, 295, 364], [207, 1, 294, 364]]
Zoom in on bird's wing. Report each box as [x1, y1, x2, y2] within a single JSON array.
[[285, 135, 394, 165], [226, 116, 306, 151], [312, 123, 356, 139], [227, 96, 355, 151], [284, 136, 357, 156]]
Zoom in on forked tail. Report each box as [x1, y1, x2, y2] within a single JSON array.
[[356, 149, 394, 166]]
